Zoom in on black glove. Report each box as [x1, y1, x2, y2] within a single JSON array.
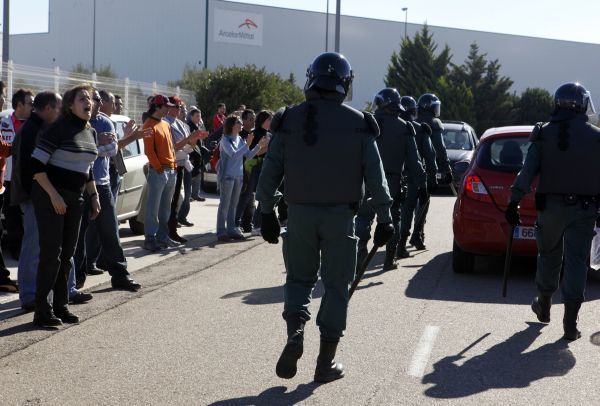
[[427, 177, 438, 193], [261, 212, 281, 244], [373, 222, 394, 247], [418, 187, 429, 202], [505, 201, 521, 227], [441, 171, 453, 185]]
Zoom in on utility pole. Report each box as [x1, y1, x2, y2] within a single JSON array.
[[92, 0, 96, 71], [2, 0, 9, 64], [204, 0, 209, 69], [402, 7, 408, 41], [334, 0, 340, 52], [325, 0, 329, 51]]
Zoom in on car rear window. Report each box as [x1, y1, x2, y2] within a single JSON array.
[[442, 129, 472, 150], [476, 136, 530, 173]]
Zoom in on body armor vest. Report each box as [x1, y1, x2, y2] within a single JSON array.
[[375, 112, 413, 175], [537, 118, 600, 195], [280, 100, 369, 204]]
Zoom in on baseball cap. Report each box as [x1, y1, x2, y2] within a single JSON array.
[[169, 95, 183, 107], [151, 94, 175, 107]]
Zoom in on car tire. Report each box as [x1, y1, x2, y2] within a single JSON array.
[[129, 218, 145, 235], [452, 240, 475, 273]]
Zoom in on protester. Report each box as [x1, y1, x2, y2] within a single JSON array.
[[0, 113, 15, 292], [141, 95, 179, 252], [10, 92, 63, 308], [74, 89, 142, 292], [164, 96, 205, 242], [235, 110, 270, 234], [187, 106, 208, 202], [212, 103, 226, 131], [216, 114, 267, 241], [30, 83, 99, 327], [1, 89, 35, 260], [114, 94, 124, 115]]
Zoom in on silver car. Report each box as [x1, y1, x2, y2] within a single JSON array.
[[112, 114, 148, 234]]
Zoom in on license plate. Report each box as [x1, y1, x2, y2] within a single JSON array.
[[513, 226, 536, 240]]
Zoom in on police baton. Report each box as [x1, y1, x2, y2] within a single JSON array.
[[414, 195, 431, 231], [502, 225, 516, 297], [349, 244, 380, 299]]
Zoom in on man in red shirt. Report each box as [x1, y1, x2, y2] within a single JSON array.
[[212, 103, 226, 131]]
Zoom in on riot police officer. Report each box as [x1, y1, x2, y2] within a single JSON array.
[[256, 52, 394, 382], [398, 96, 438, 258], [506, 82, 600, 341], [356, 89, 425, 270], [414, 93, 452, 249]]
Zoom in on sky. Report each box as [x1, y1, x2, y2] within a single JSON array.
[[1, 0, 599, 45]]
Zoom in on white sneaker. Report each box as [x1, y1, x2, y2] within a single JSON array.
[[251, 228, 262, 236]]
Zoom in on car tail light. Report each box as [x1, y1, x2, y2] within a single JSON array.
[[464, 175, 492, 203]]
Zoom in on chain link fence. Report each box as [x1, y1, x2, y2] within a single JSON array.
[[0, 61, 195, 122]]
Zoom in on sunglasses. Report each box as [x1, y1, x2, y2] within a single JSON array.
[[93, 97, 101, 102]]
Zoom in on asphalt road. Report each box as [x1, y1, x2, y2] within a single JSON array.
[[1, 195, 600, 405]]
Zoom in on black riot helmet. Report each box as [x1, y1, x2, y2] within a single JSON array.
[[304, 52, 354, 96], [553, 82, 596, 116], [400, 96, 418, 121], [417, 93, 441, 117], [373, 88, 404, 114]]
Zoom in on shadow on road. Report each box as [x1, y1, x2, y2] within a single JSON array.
[[422, 322, 575, 399], [221, 281, 324, 305], [404, 252, 600, 305], [208, 383, 320, 405]]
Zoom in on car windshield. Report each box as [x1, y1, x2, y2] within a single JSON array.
[[442, 129, 472, 150], [476, 136, 530, 173]]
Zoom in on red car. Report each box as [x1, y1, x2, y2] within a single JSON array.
[[452, 126, 538, 273]]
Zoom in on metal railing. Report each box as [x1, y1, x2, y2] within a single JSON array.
[[0, 61, 195, 122]]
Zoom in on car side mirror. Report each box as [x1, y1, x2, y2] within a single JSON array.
[[453, 160, 470, 174]]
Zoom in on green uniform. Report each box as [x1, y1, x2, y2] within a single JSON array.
[[510, 116, 600, 302], [256, 95, 392, 338], [356, 110, 425, 260]]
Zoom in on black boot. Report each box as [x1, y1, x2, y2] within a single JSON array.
[[396, 236, 410, 259], [314, 336, 345, 383], [356, 240, 368, 272], [276, 318, 305, 379], [563, 301, 582, 341], [531, 294, 551, 323], [33, 309, 63, 328], [410, 231, 426, 250], [383, 250, 398, 271]]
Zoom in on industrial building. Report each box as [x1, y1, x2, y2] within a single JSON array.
[[8, 0, 600, 110]]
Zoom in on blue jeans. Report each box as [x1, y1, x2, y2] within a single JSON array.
[[191, 173, 202, 199], [145, 168, 177, 242], [67, 257, 78, 298], [18, 202, 39, 306], [177, 168, 192, 222], [217, 176, 243, 237], [85, 184, 128, 277], [235, 165, 260, 229]]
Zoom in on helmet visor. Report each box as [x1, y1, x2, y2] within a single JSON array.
[[432, 101, 441, 117], [585, 91, 596, 116]]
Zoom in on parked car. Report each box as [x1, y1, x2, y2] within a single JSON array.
[[111, 114, 149, 234], [440, 120, 479, 190], [452, 125, 537, 273]]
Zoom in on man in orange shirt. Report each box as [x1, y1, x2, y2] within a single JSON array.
[[142, 95, 178, 252]]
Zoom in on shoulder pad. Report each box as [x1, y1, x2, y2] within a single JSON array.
[[432, 118, 444, 131], [270, 106, 289, 133], [529, 122, 545, 142], [362, 111, 380, 137], [420, 122, 432, 136], [405, 121, 416, 137]]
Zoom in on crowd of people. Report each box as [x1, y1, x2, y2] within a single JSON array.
[[0, 80, 280, 328]]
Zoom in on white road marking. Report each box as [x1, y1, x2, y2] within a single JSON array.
[[408, 325, 440, 378]]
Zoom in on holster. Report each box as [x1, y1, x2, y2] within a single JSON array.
[[535, 193, 546, 211]]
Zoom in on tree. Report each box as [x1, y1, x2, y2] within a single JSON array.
[[70, 63, 117, 78], [171, 64, 304, 126], [437, 76, 476, 124], [513, 87, 553, 125], [385, 24, 451, 98]]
